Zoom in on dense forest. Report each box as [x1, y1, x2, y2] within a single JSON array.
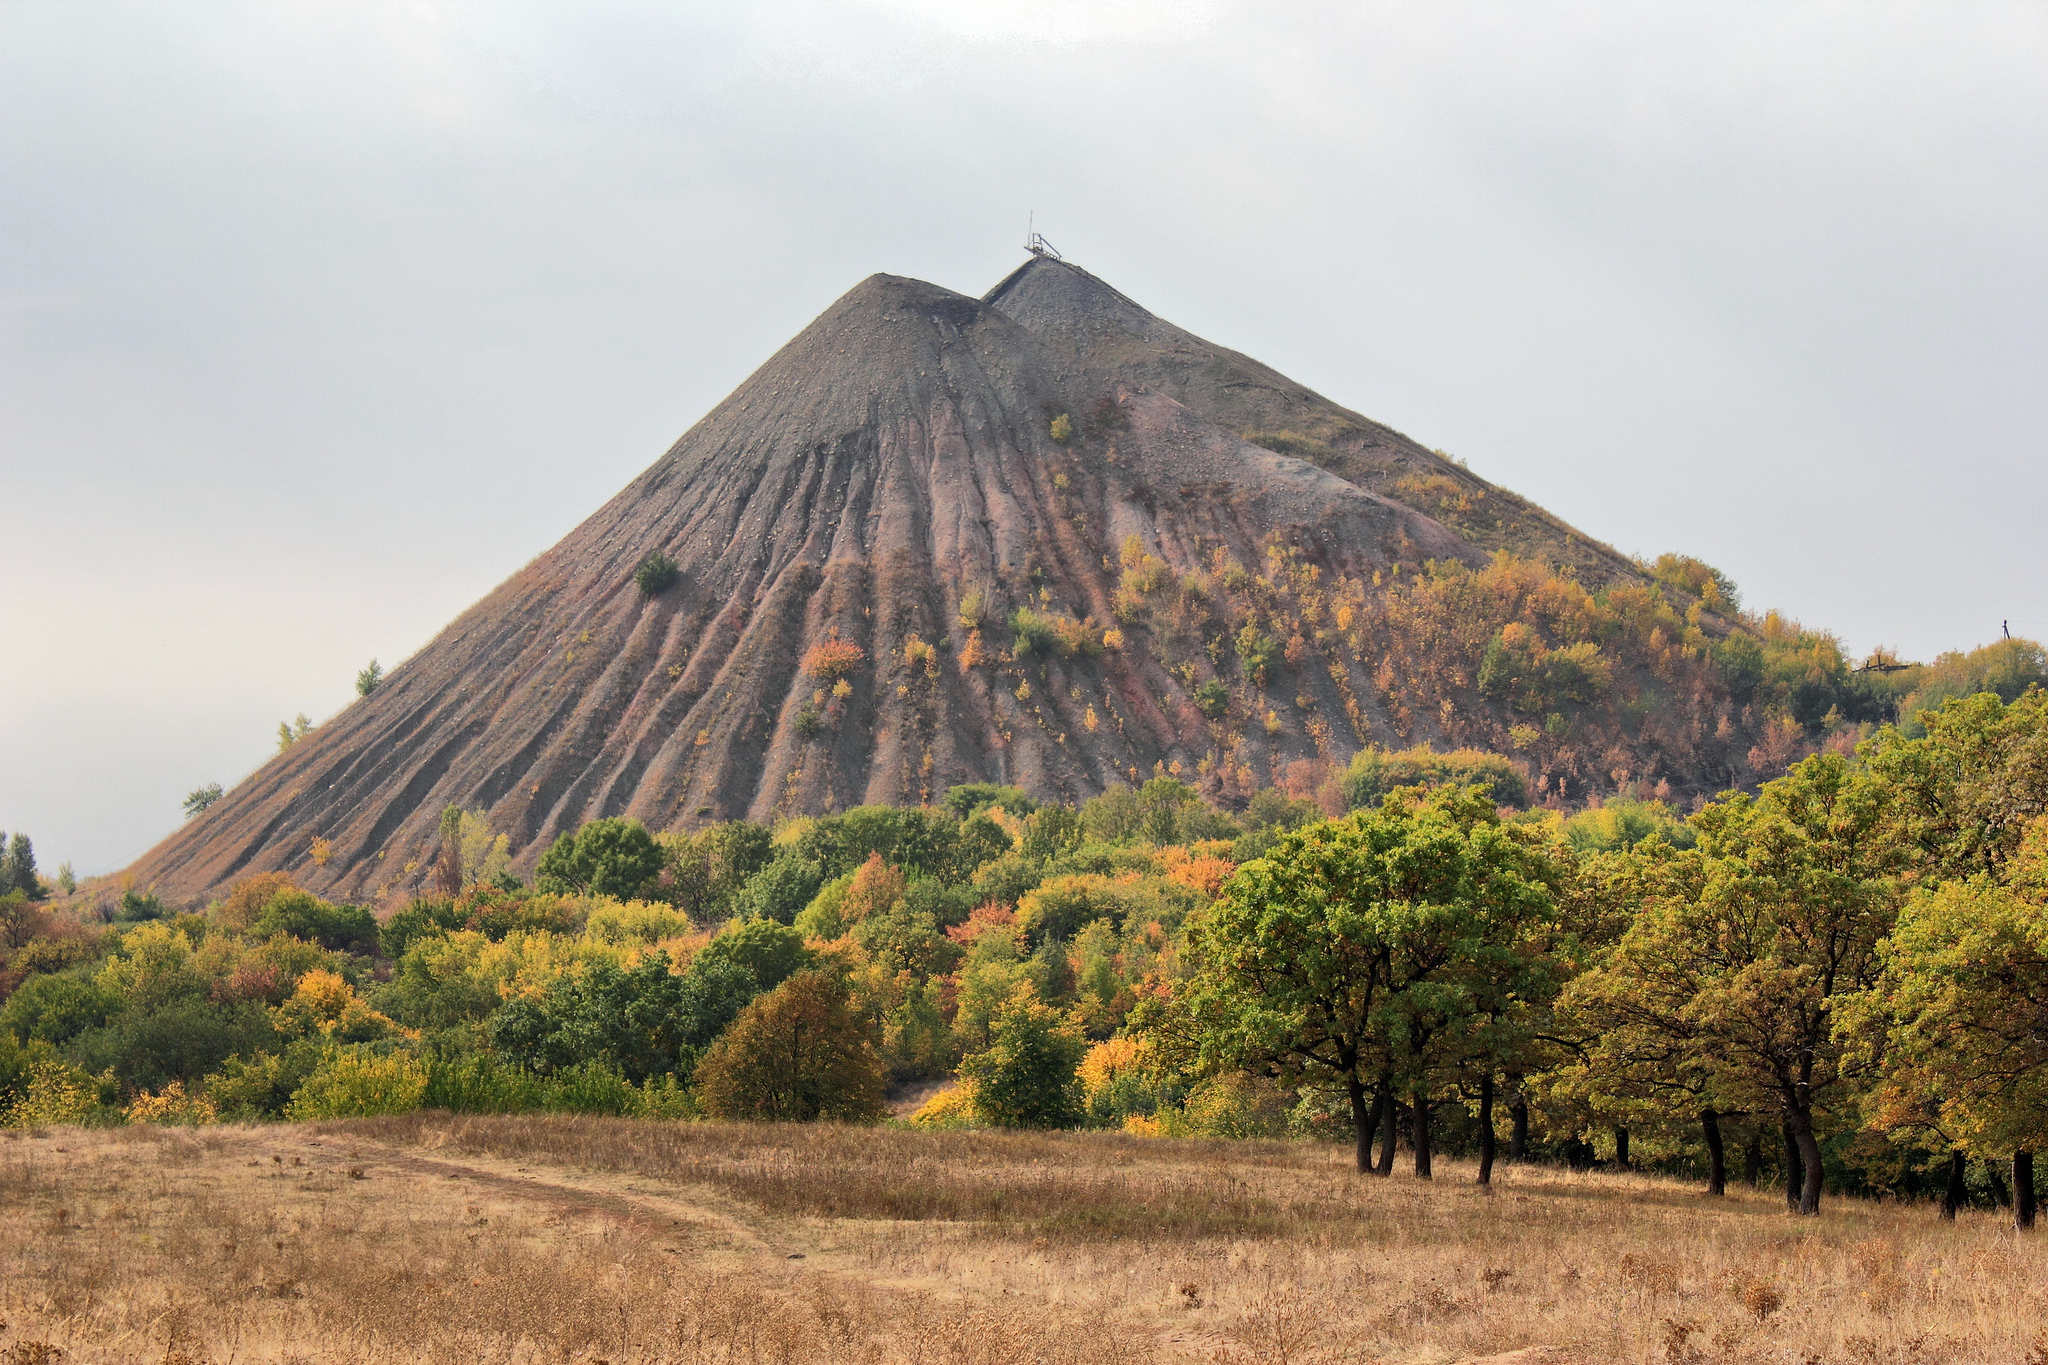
[[3, 631, 2045, 1223]]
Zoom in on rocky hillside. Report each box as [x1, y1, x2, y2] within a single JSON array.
[[984, 257, 1634, 579], [126, 258, 1771, 906]]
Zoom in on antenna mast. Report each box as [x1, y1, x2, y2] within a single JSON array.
[[1024, 212, 1063, 260]]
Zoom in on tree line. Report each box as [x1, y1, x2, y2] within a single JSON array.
[[1149, 687, 2048, 1223], [1, 688, 2043, 1227]]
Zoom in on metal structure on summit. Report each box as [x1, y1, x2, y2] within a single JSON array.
[[1024, 212, 1062, 261]]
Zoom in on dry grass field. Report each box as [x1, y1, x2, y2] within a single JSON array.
[[2, 1116, 2043, 1365]]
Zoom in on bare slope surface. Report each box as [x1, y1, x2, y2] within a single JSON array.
[[128, 272, 1470, 903], [3, 1116, 2033, 1363], [985, 256, 1635, 580]]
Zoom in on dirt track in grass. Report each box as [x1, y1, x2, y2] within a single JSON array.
[[3, 1115, 2041, 1363]]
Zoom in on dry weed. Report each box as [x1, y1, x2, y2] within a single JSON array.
[[2, 1116, 2043, 1364]]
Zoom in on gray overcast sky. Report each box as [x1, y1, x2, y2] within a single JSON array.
[[3, 1, 2042, 874]]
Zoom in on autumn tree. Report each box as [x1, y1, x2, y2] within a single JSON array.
[[1839, 819, 2048, 1229], [693, 969, 885, 1122]]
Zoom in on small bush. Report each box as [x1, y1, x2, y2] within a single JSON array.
[[251, 891, 379, 954], [125, 1079, 218, 1126], [1121, 556, 1169, 596], [423, 1055, 550, 1114], [541, 1061, 645, 1117], [1049, 413, 1075, 444], [288, 1047, 429, 1119], [218, 871, 296, 931], [116, 890, 169, 923], [1194, 679, 1230, 718], [909, 1082, 979, 1129], [957, 588, 987, 631], [1009, 608, 1094, 659], [803, 638, 866, 680], [1339, 743, 1531, 809], [633, 549, 680, 596], [1235, 623, 1280, 679]]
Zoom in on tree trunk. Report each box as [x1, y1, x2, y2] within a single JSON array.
[[1363, 1085, 1389, 1173], [1613, 1126, 1631, 1170], [1510, 1092, 1530, 1161], [1941, 1149, 1967, 1220], [1376, 1087, 1398, 1176], [1702, 1109, 1726, 1196], [2015, 1151, 2036, 1231], [1412, 1088, 1433, 1180], [1744, 1128, 1763, 1188], [1476, 1074, 1496, 1186], [1345, 1073, 1373, 1174], [1780, 1123, 1803, 1212], [1988, 1162, 2012, 1209], [1789, 1112, 1824, 1216]]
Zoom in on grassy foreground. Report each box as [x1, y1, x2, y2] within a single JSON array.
[[1, 1117, 2042, 1364]]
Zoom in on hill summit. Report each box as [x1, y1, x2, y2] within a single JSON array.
[[130, 256, 1783, 904]]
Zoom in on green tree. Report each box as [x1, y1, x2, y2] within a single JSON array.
[[634, 549, 680, 595], [183, 783, 224, 819], [1866, 687, 2048, 881], [1840, 862, 2048, 1229], [251, 891, 380, 954], [1890, 640, 2048, 736], [1339, 744, 1530, 811], [733, 853, 825, 924], [489, 951, 756, 1083], [0, 833, 39, 899], [942, 783, 1036, 820], [694, 918, 813, 992], [693, 969, 885, 1122], [664, 821, 777, 919], [1550, 839, 1738, 1195], [355, 659, 384, 697], [1580, 753, 1901, 1214], [1080, 778, 1234, 846], [275, 714, 313, 753], [1154, 787, 1564, 1175], [535, 818, 665, 900], [1018, 805, 1083, 862], [958, 987, 1086, 1128], [0, 974, 122, 1045]]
